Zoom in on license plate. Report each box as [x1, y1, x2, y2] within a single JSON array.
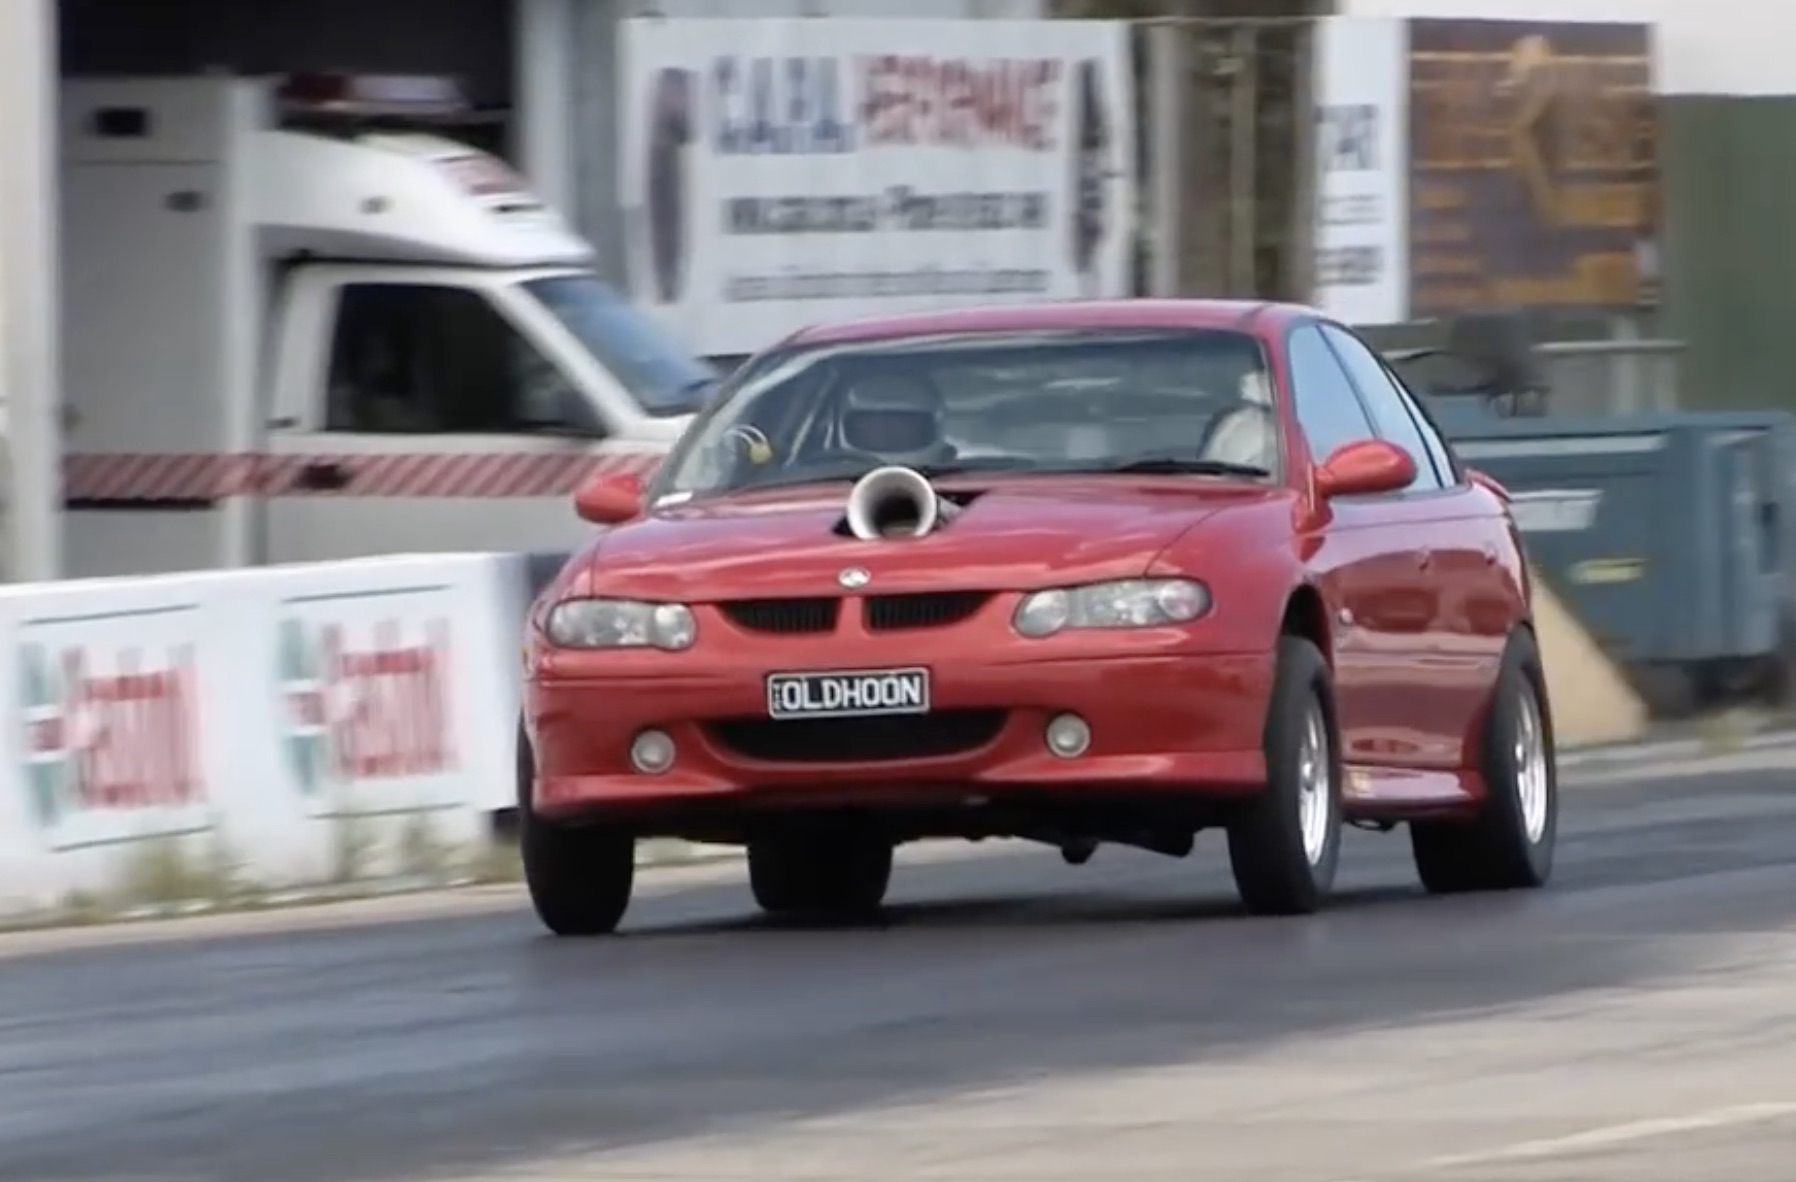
[[765, 667, 930, 720]]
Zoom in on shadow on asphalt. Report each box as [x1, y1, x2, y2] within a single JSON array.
[[2, 778, 1794, 1182], [623, 881, 1425, 936]]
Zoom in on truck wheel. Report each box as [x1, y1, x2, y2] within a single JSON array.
[[1411, 629, 1557, 894], [1759, 598, 1796, 706], [748, 826, 893, 920], [1629, 662, 1696, 720], [517, 719, 634, 936], [1227, 636, 1342, 915]]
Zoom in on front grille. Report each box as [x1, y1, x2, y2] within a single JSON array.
[[864, 591, 993, 631], [718, 598, 839, 634], [705, 710, 1006, 763]]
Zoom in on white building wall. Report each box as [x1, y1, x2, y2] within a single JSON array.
[[1339, 0, 1796, 96], [1, 0, 62, 580]]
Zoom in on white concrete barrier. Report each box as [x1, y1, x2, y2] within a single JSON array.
[[0, 554, 528, 922], [0, 551, 1651, 924]]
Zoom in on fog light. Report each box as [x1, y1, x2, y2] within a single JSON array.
[[1045, 714, 1091, 758], [630, 729, 675, 773]]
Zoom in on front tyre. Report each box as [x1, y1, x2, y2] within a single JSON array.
[[748, 825, 893, 920], [518, 719, 635, 936], [1411, 628, 1557, 894], [1227, 636, 1343, 915]]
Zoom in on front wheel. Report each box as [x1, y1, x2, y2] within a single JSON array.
[[1411, 629, 1557, 894], [1227, 635, 1343, 915], [748, 825, 893, 920], [518, 719, 635, 936]]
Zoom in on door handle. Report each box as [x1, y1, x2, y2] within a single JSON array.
[[293, 459, 352, 491]]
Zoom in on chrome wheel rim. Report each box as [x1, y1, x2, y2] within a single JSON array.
[[1514, 683, 1550, 844], [1296, 700, 1333, 865]]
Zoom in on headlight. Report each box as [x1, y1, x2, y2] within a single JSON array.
[[1012, 579, 1210, 638], [544, 598, 696, 651]]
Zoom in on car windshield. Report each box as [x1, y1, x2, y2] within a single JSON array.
[[521, 274, 720, 417], [649, 327, 1279, 499]]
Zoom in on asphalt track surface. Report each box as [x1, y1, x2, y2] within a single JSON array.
[[4, 750, 1796, 1182]]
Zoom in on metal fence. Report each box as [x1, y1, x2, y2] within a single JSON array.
[[1535, 338, 1684, 416]]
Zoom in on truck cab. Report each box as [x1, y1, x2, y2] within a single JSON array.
[[60, 73, 714, 577]]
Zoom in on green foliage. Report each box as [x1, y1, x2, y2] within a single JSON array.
[[463, 838, 523, 884], [330, 813, 377, 884], [49, 831, 262, 920], [2, 821, 530, 932], [397, 811, 451, 881]]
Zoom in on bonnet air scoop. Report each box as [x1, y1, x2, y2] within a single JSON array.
[[835, 466, 979, 540]]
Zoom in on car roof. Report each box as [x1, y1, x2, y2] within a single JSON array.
[[784, 299, 1319, 347]]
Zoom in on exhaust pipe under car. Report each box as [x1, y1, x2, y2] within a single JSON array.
[[843, 465, 959, 540]]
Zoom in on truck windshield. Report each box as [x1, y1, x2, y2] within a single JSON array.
[[522, 275, 719, 417]]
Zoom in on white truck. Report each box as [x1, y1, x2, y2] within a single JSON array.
[[60, 73, 716, 578]]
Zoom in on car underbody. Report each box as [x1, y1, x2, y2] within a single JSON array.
[[530, 785, 1436, 863]]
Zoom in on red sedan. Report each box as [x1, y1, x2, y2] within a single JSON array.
[[520, 299, 1557, 935]]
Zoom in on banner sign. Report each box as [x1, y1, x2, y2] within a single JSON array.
[[0, 556, 526, 919], [1311, 17, 1409, 326], [277, 586, 462, 818], [1405, 19, 1658, 318], [18, 601, 212, 851], [618, 18, 1137, 357]]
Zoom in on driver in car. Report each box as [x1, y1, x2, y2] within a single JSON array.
[[1200, 370, 1278, 472], [838, 373, 960, 469]]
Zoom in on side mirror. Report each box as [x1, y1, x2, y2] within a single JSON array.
[[573, 471, 645, 525], [1467, 466, 1511, 502], [1315, 439, 1416, 498]]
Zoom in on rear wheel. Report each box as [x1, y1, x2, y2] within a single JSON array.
[[1411, 629, 1557, 894], [1227, 636, 1342, 915], [517, 719, 635, 936], [748, 824, 893, 920]]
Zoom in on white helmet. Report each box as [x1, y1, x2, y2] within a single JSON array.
[[840, 373, 950, 467]]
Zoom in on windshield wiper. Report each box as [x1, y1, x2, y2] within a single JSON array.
[[1101, 457, 1272, 478], [911, 458, 1038, 479]]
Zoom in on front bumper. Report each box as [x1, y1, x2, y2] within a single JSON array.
[[526, 644, 1274, 818]]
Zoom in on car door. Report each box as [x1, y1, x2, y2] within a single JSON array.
[[1285, 323, 1431, 771], [1318, 322, 1502, 769], [264, 277, 635, 564]]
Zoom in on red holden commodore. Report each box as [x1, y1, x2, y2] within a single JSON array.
[[520, 299, 1556, 936]]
